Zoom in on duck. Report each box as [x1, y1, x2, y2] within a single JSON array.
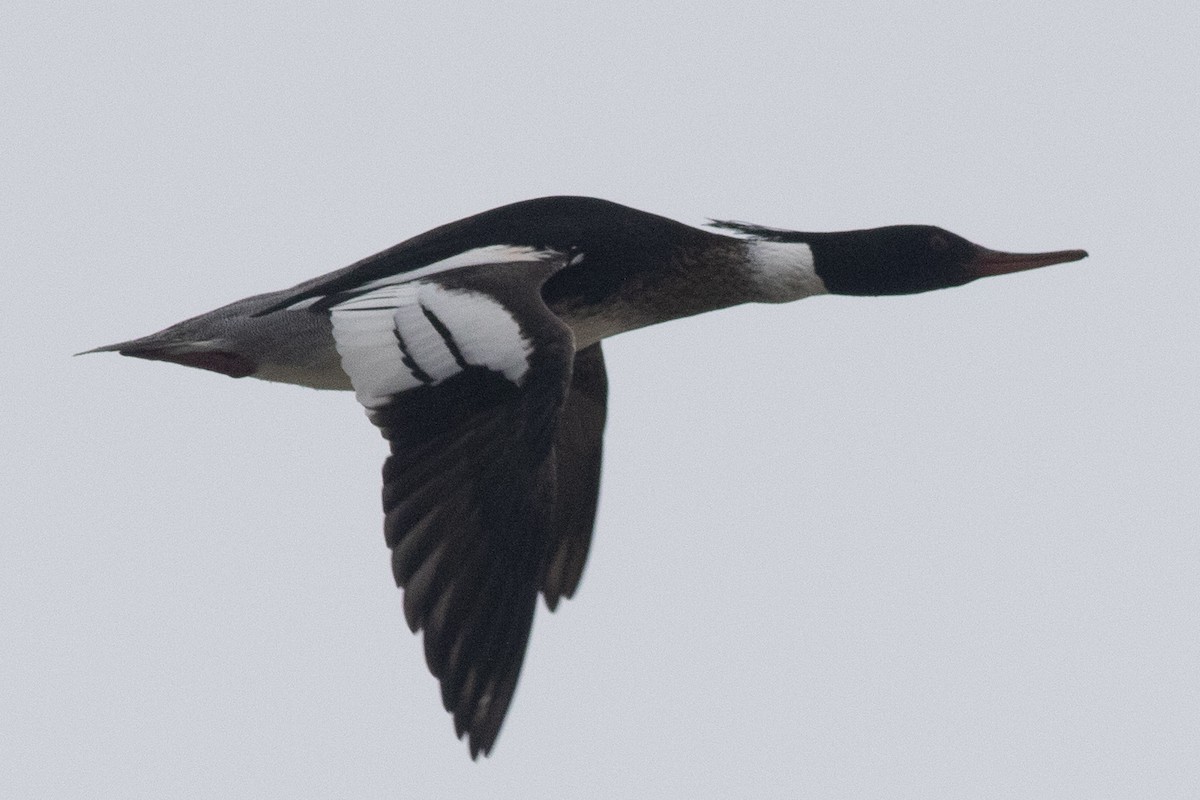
[[86, 195, 1087, 758]]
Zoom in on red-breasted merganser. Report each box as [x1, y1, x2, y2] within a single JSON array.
[[86, 196, 1087, 757]]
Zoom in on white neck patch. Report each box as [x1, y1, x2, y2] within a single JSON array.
[[745, 240, 827, 303]]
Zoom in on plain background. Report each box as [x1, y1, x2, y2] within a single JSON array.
[[4, 2, 1198, 797]]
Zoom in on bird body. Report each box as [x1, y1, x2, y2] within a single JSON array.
[[88, 196, 1087, 757]]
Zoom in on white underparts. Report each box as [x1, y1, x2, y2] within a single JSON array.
[[330, 280, 532, 409], [745, 240, 827, 302]]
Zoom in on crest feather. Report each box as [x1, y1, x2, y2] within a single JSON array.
[[707, 219, 805, 241]]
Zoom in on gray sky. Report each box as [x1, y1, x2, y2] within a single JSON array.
[[4, 2, 1198, 797]]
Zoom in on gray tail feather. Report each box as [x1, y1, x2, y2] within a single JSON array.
[[75, 337, 255, 378], [75, 333, 184, 357], [75, 340, 139, 356]]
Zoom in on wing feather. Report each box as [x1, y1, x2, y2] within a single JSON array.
[[541, 343, 608, 608], [325, 256, 578, 757]]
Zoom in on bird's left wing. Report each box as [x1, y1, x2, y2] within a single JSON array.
[[323, 254, 576, 758]]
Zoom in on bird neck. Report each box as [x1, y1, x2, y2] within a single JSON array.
[[742, 239, 829, 303]]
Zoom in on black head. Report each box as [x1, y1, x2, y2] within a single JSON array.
[[810, 226, 1091, 295], [714, 221, 1088, 296]]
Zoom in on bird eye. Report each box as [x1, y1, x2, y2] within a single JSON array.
[[929, 233, 949, 252]]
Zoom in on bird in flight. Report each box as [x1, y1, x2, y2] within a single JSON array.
[[87, 196, 1087, 757]]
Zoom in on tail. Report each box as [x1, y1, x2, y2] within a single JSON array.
[[76, 338, 256, 378]]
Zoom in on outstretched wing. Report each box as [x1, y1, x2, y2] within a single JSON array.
[[326, 254, 576, 758], [542, 343, 607, 610]]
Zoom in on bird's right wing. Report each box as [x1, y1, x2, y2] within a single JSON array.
[[542, 343, 607, 610]]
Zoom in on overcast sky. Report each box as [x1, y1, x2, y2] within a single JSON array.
[[4, 2, 1198, 797]]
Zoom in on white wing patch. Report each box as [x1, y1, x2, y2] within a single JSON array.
[[330, 280, 532, 409], [394, 285, 463, 383], [285, 246, 561, 312], [355, 245, 562, 293], [419, 284, 531, 383], [329, 285, 424, 407]]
